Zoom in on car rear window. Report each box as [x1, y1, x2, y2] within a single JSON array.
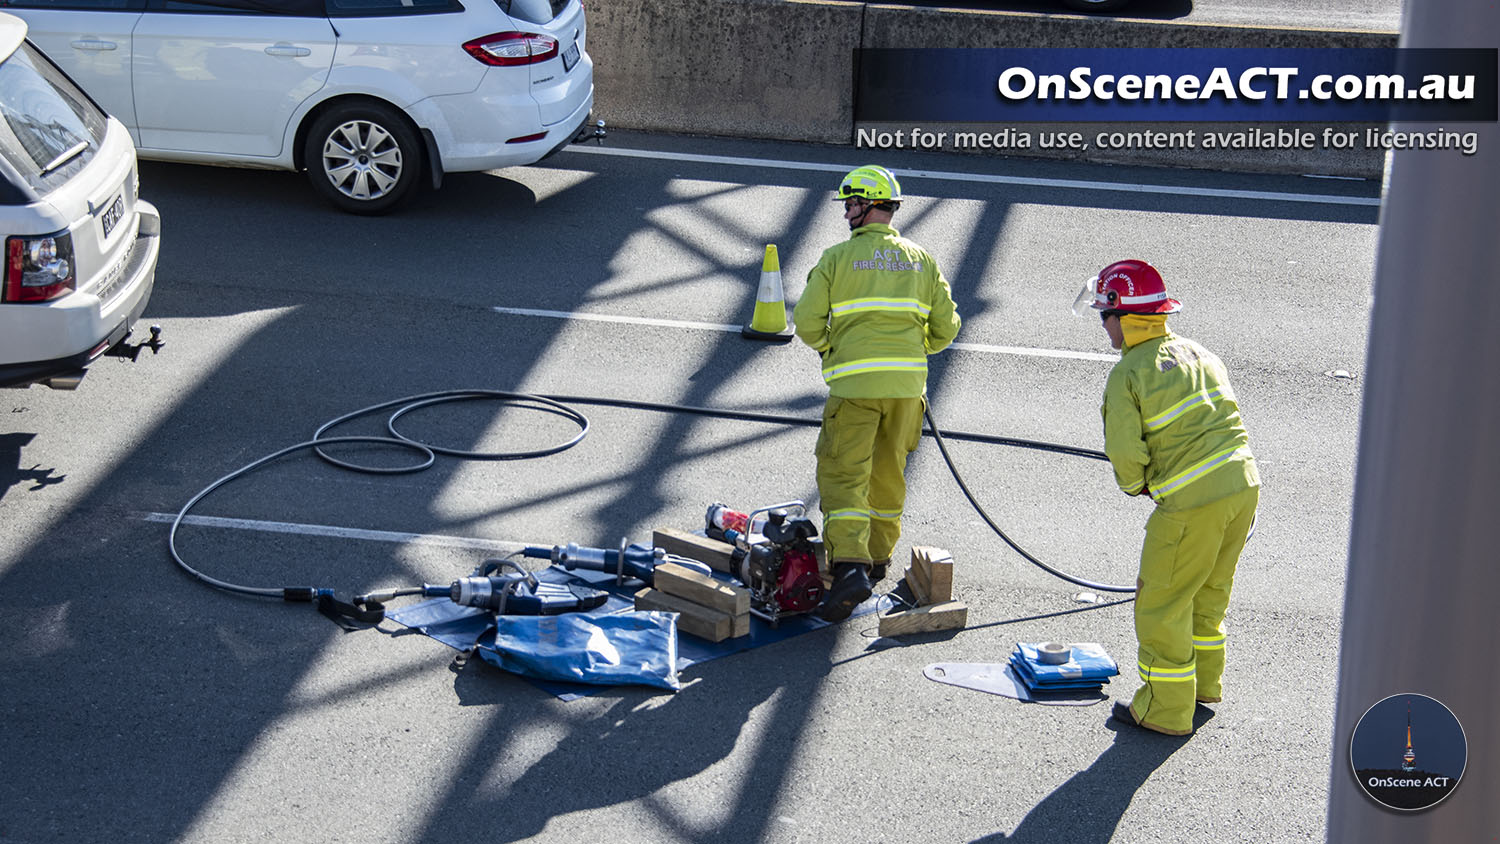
[[494, 0, 568, 25], [149, 0, 324, 14], [2, 0, 140, 8], [0, 40, 108, 197], [325, 0, 462, 17]]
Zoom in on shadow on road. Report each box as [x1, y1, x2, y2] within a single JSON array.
[[434, 629, 840, 843], [0, 432, 65, 500], [973, 706, 1215, 843]]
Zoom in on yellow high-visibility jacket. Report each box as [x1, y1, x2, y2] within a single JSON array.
[[792, 223, 961, 398], [1103, 316, 1259, 512]]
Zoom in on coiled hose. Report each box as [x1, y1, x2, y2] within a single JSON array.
[[167, 390, 1135, 605]]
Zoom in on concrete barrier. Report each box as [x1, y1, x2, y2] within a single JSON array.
[[859, 6, 1399, 50], [586, 0, 864, 144], [587, 0, 1400, 177]]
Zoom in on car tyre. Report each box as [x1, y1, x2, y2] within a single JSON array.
[[304, 102, 421, 215], [1061, 0, 1130, 11]]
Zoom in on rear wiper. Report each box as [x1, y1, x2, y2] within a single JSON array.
[[39, 140, 88, 176]]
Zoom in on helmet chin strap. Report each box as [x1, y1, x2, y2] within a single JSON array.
[[848, 201, 874, 230]]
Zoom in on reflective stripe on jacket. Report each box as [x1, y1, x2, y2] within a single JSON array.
[[1102, 318, 1258, 511], [792, 223, 961, 398]]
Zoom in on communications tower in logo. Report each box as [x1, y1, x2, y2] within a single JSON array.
[[1351, 692, 1467, 812], [1401, 702, 1416, 772]]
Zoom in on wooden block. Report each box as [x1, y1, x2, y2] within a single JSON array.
[[877, 601, 968, 637], [731, 611, 751, 639], [634, 587, 732, 642], [911, 545, 954, 602], [653, 562, 750, 616], [653, 527, 737, 574], [903, 565, 930, 605], [909, 546, 929, 577], [814, 538, 830, 588]]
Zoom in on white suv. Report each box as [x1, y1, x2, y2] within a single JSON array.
[[1, 12, 161, 391], [6, 0, 596, 214]]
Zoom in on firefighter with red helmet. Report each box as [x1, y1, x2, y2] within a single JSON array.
[[793, 165, 962, 621], [1076, 259, 1260, 736]]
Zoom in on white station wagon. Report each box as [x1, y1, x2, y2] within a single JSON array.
[[5, 0, 598, 213], [1, 12, 161, 390]]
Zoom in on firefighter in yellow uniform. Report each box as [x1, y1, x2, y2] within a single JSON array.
[[793, 165, 962, 621], [1078, 259, 1260, 736]]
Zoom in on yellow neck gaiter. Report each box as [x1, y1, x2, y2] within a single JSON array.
[[1120, 314, 1169, 350]]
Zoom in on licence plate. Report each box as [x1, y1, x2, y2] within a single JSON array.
[[561, 41, 579, 72], [100, 193, 125, 240]]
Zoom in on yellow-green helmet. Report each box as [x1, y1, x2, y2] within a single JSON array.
[[836, 165, 903, 203]]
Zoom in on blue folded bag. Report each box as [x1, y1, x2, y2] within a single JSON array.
[[1014, 642, 1120, 684], [1009, 654, 1112, 690], [474, 611, 682, 691]]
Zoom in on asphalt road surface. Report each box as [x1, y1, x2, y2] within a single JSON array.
[[0, 132, 1383, 843]]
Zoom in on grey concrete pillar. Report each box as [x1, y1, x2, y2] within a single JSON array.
[[1325, 1, 1499, 839]]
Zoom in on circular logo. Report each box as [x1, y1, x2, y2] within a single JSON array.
[[1350, 693, 1467, 812]]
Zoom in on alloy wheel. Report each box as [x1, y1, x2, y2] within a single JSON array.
[[320, 120, 404, 201]]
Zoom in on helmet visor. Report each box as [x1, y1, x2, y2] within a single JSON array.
[[1071, 279, 1101, 318]]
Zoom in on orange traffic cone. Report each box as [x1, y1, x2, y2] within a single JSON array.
[[742, 244, 794, 342]]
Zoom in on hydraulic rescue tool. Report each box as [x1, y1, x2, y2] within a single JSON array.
[[355, 559, 609, 616], [706, 501, 825, 626], [521, 540, 712, 585]]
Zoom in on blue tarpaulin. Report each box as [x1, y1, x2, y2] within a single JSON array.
[[387, 565, 883, 699], [476, 611, 683, 692]]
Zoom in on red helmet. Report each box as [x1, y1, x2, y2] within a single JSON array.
[[1074, 259, 1181, 316]]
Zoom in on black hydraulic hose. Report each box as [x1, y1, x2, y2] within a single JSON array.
[[168, 390, 1134, 601], [170, 391, 591, 598], [923, 406, 1134, 594], [315, 389, 590, 469], [535, 394, 1108, 461], [168, 436, 437, 598], [536, 394, 1132, 594]]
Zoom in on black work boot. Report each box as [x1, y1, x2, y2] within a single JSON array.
[[819, 563, 873, 622], [871, 559, 889, 583]]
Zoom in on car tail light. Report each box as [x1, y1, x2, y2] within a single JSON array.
[[5, 231, 76, 303], [506, 132, 548, 144], [463, 32, 559, 67]]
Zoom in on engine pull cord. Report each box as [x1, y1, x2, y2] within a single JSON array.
[[167, 390, 1134, 618]]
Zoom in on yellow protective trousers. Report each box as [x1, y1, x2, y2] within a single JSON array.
[[1130, 485, 1259, 734], [814, 396, 925, 566]]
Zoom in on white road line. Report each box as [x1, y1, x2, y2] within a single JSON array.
[[564, 145, 1382, 207], [143, 512, 531, 553], [948, 340, 1116, 362], [496, 306, 744, 335], [493, 306, 1118, 362]]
